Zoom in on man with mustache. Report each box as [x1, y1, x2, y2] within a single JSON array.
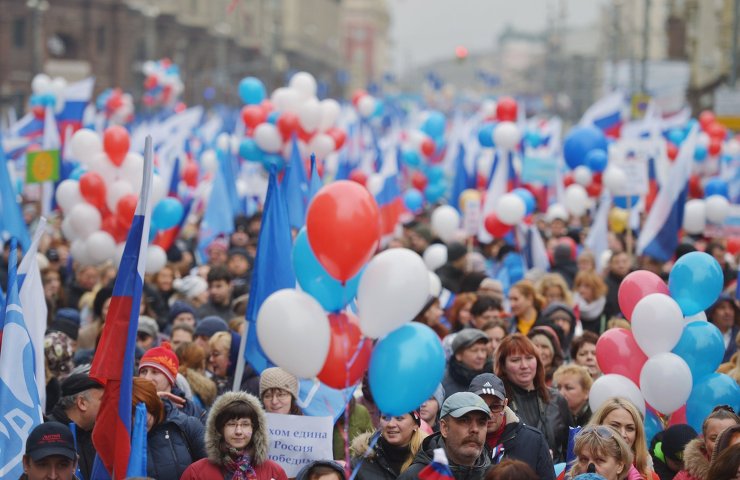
[[398, 392, 492, 479]]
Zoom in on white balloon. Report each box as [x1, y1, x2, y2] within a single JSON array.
[[257, 289, 330, 378], [113, 242, 126, 268], [697, 132, 710, 147], [318, 99, 341, 131], [683, 199, 706, 234], [145, 245, 168, 274], [564, 184, 589, 217], [706, 195, 730, 224], [357, 248, 431, 338], [280, 88, 304, 113], [67, 203, 101, 239], [61, 216, 80, 241], [151, 174, 167, 205], [308, 133, 336, 160], [254, 123, 282, 153], [119, 152, 144, 193], [603, 166, 628, 193], [428, 272, 442, 298], [589, 374, 646, 416], [216, 133, 231, 152], [55, 179, 84, 214], [366, 173, 384, 196], [493, 122, 521, 150], [70, 239, 91, 266], [289, 72, 318, 99], [545, 203, 569, 222], [69, 129, 103, 164], [430, 206, 461, 243], [270, 87, 290, 111], [106, 180, 134, 212], [495, 193, 526, 225], [298, 98, 322, 132], [358, 96, 376, 118], [32, 74, 51, 93], [631, 293, 684, 356], [200, 150, 218, 174], [640, 352, 692, 415], [685, 311, 707, 323], [573, 166, 593, 186], [282, 138, 308, 161], [85, 231, 116, 265], [725, 138, 740, 156], [87, 152, 118, 180], [423, 244, 448, 271]]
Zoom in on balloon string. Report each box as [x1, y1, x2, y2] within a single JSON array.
[[348, 431, 381, 480]]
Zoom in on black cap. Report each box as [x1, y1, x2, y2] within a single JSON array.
[[447, 243, 468, 263], [451, 329, 489, 355], [47, 319, 79, 341], [25, 422, 77, 461], [468, 373, 506, 400], [60, 373, 103, 397], [662, 424, 698, 462]]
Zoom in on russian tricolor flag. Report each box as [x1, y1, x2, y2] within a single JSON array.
[[580, 91, 626, 139], [419, 448, 455, 480], [90, 136, 153, 478]]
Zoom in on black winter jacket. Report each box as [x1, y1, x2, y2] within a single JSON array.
[[442, 357, 494, 400], [490, 407, 554, 480], [398, 432, 491, 480], [146, 401, 207, 480]]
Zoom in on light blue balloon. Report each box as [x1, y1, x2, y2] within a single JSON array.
[[694, 144, 708, 162], [369, 323, 445, 415], [421, 111, 446, 139], [613, 195, 640, 209], [261, 153, 285, 171], [554, 463, 566, 477], [267, 111, 280, 124], [477, 123, 496, 148], [239, 138, 264, 162], [667, 128, 685, 145], [668, 252, 724, 316], [672, 321, 725, 383], [513, 188, 536, 215], [644, 409, 663, 445], [424, 182, 447, 203], [686, 373, 740, 432], [426, 166, 445, 183], [292, 228, 362, 312], [563, 125, 607, 170], [69, 166, 87, 180], [704, 177, 729, 199], [585, 149, 608, 173], [238, 76, 266, 105], [400, 149, 421, 168], [152, 197, 184, 230], [524, 129, 542, 148], [403, 188, 423, 212]]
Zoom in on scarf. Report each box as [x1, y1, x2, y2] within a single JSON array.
[[574, 294, 606, 321], [222, 447, 257, 480], [485, 415, 507, 449]]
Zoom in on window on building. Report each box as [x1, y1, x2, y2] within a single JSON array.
[[13, 18, 26, 49], [97, 26, 106, 53]]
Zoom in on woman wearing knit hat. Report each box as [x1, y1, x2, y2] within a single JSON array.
[[259, 367, 303, 416], [139, 342, 206, 423], [350, 410, 427, 479]]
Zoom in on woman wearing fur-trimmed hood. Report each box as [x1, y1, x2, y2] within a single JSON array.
[[181, 391, 288, 480]]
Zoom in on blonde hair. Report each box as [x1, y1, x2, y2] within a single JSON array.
[[553, 364, 593, 391], [588, 398, 650, 478], [574, 271, 608, 298], [569, 426, 633, 480], [209, 331, 231, 354], [401, 429, 427, 472], [511, 280, 545, 312], [536, 273, 574, 306]]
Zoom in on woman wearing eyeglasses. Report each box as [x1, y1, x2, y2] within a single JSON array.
[[674, 405, 740, 480], [568, 425, 633, 480], [350, 411, 427, 479], [259, 367, 303, 415], [181, 390, 288, 480], [208, 331, 260, 396], [588, 398, 658, 479]]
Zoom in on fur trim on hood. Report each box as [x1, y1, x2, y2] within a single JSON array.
[[681, 437, 710, 480], [205, 391, 268, 466], [182, 368, 217, 407], [350, 431, 379, 459]]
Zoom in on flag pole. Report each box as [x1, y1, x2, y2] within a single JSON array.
[[232, 323, 249, 392]]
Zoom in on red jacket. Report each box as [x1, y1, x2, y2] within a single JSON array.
[[181, 457, 287, 480]]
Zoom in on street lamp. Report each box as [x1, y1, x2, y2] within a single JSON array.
[[27, 0, 49, 76]]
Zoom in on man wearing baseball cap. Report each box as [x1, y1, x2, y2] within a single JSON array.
[[22, 422, 78, 480], [398, 392, 492, 479], [442, 329, 493, 399], [468, 373, 554, 480]]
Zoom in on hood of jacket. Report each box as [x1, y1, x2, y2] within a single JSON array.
[[205, 391, 268, 466], [295, 460, 346, 480], [681, 437, 710, 480], [447, 357, 494, 389], [351, 431, 379, 460], [182, 368, 217, 406], [411, 432, 491, 476]]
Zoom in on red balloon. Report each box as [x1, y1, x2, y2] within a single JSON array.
[[586, 182, 602, 197], [699, 110, 715, 130], [101, 214, 128, 243], [668, 405, 687, 427], [477, 173, 487, 190], [32, 105, 45, 120], [241, 105, 266, 130], [563, 173, 574, 187], [297, 125, 313, 143], [182, 161, 198, 187], [617, 270, 669, 321], [348, 169, 367, 186], [596, 328, 648, 386], [411, 170, 428, 191], [666, 142, 678, 161], [352, 89, 368, 108], [484, 213, 513, 238], [116, 194, 138, 230], [260, 99, 274, 113], [317, 312, 373, 389], [496, 97, 518, 122], [144, 75, 158, 90], [306, 181, 381, 282], [728, 237, 740, 255], [688, 174, 703, 199], [79, 172, 107, 212], [103, 125, 130, 167], [707, 122, 726, 140], [420, 137, 436, 158], [276, 112, 300, 140], [708, 138, 722, 156], [327, 128, 347, 150]]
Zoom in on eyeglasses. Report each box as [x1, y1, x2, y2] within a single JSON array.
[[712, 405, 736, 414], [263, 390, 291, 401], [579, 425, 616, 439], [209, 351, 223, 358], [224, 421, 252, 431], [486, 403, 505, 413]]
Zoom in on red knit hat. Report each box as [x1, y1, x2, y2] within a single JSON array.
[[139, 342, 179, 386]]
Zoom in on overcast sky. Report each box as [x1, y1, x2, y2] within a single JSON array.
[[388, 0, 606, 74]]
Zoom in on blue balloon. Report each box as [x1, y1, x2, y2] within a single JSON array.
[[69, 166, 87, 181], [152, 198, 184, 230], [513, 188, 536, 215], [238, 76, 266, 105], [403, 188, 424, 212], [400, 150, 421, 168], [668, 252, 724, 316], [585, 149, 608, 173], [613, 195, 639, 209], [267, 111, 280, 124], [424, 182, 447, 203], [704, 177, 729, 199], [292, 229, 362, 312], [426, 166, 445, 183], [563, 126, 607, 170], [524, 129, 542, 148], [239, 138, 264, 162], [421, 111, 446, 139], [644, 410, 663, 445], [368, 323, 445, 415], [694, 144, 708, 162], [261, 153, 285, 171], [667, 128, 686, 145], [686, 373, 740, 432], [373, 99, 385, 117], [672, 321, 725, 382], [478, 123, 496, 148]]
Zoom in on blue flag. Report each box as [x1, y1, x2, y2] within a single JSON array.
[[126, 402, 148, 477], [218, 146, 243, 217], [197, 162, 234, 261], [449, 143, 468, 212], [0, 134, 31, 251], [244, 169, 296, 373], [282, 136, 309, 229], [0, 239, 43, 479], [168, 155, 181, 197]]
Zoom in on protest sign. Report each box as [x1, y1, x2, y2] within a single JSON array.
[[266, 413, 334, 477]]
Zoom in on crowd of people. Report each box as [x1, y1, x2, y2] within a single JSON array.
[[9, 185, 740, 480]]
